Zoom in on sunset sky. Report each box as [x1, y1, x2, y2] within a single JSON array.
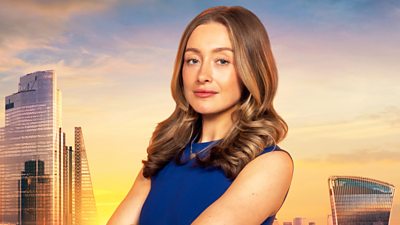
[[1, 0, 400, 224]]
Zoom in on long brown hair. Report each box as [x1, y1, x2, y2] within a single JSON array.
[[142, 6, 288, 180]]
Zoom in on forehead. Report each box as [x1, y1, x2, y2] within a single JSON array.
[[186, 22, 232, 50]]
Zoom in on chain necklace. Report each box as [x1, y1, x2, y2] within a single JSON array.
[[189, 133, 220, 160]]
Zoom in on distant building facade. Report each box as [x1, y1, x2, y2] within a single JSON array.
[[19, 160, 51, 224], [0, 71, 62, 224], [328, 176, 395, 225], [74, 127, 97, 225], [0, 71, 97, 225], [0, 127, 3, 218], [293, 217, 308, 225]]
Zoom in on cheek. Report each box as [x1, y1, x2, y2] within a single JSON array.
[[182, 66, 190, 85], [182, 67, 197, 90], [226, 73, 242, 96], [182, 73, 191, 98]]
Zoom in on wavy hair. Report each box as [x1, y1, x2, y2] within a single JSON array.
[[142, 6, 288, 180]]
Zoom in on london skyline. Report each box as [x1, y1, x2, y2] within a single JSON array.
[[0, 71, 97, 224], [0, 1, 399, 224]]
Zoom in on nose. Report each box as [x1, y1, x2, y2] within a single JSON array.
[[197, 61, 212, 83]]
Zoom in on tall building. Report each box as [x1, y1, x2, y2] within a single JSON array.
[[19, 160, 51, 224], [0, 71, 97, 225], [293, 217, 308, 225], [0, 127, 4, 221], [0, 71, 62, 224], [328, 176, 395, 225], [74, 127, 97, 225]]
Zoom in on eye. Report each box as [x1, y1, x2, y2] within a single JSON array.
[[216, 58, 230, 65], [185, 58, 199, 65]]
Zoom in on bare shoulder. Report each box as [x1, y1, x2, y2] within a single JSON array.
[[235, 148, 293, 194], [192, 148, 294, 225], [249, 148, 294, 173], [228, 148, 294, 217]]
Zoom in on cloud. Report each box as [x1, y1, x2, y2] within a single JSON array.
[[302, 147, 400, 164], [0, 0, 111, 45], [356, 106, 400, 128], [284, 107, 400, 161], [42, 48, 169, 83], [0, 0, 114, 74], [289, 106, 400, 135], [394, 5, 400, 17], [327, 149, 400, 163], [0, 57, 28, 73]]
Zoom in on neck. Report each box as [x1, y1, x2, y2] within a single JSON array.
[[198, 106, 237, 143]]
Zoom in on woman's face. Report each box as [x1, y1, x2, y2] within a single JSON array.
[[182, 22, 242, 118]]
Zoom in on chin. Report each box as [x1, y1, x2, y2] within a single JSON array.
[[189, 104, 214, 114], [191, 105, 233, 117], [192, 108, 216, 115]]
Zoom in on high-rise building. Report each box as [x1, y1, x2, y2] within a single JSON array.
[[328, 176, 395, 225], [0, 71, 63, 224], [293, 217, 308, 225], [19, 160, 51, 224], [0, 127, 4, 221], [74, 127, 97, 225], [0, 71, 97, 225]]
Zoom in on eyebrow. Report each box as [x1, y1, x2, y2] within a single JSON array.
[[185, 47, 234, 54]]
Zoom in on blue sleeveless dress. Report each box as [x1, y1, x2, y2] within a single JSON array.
[[139, 140, 278, 225]]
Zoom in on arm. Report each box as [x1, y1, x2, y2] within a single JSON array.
[[192, 150, 293, 225], [107, 167, 151, 225]]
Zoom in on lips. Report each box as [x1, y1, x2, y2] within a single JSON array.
[[193, 89, 218, 98]]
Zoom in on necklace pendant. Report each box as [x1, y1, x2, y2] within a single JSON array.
[[190, 153, 196, 159]]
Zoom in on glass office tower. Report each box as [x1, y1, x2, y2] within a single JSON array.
[[0, 70, 62, 225], [74, 127, 98, 225], [0, 127, 4, 219], [328, 176, 395, 225]]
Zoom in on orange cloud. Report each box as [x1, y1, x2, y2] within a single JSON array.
[[0, 0, 113, 74]]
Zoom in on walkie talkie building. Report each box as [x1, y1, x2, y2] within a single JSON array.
[[328, 176, 395, 225]]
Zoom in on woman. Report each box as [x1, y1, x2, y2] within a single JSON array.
[[108, 6, 293, 225]]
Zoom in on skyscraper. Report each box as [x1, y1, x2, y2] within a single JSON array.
[[0, 70, 62, 224], [293, 217, 308, 225], [0, 71, 97, 225], [0, 126, 4, 220], [19, 160, 51, 224], [74, 127, 97, 225], [328, 176, 395, 225]]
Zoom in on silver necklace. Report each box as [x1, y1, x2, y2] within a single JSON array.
[[189, 133, 220, 159]]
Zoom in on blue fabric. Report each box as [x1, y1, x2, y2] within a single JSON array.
[[139, 140, 278, 225]]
